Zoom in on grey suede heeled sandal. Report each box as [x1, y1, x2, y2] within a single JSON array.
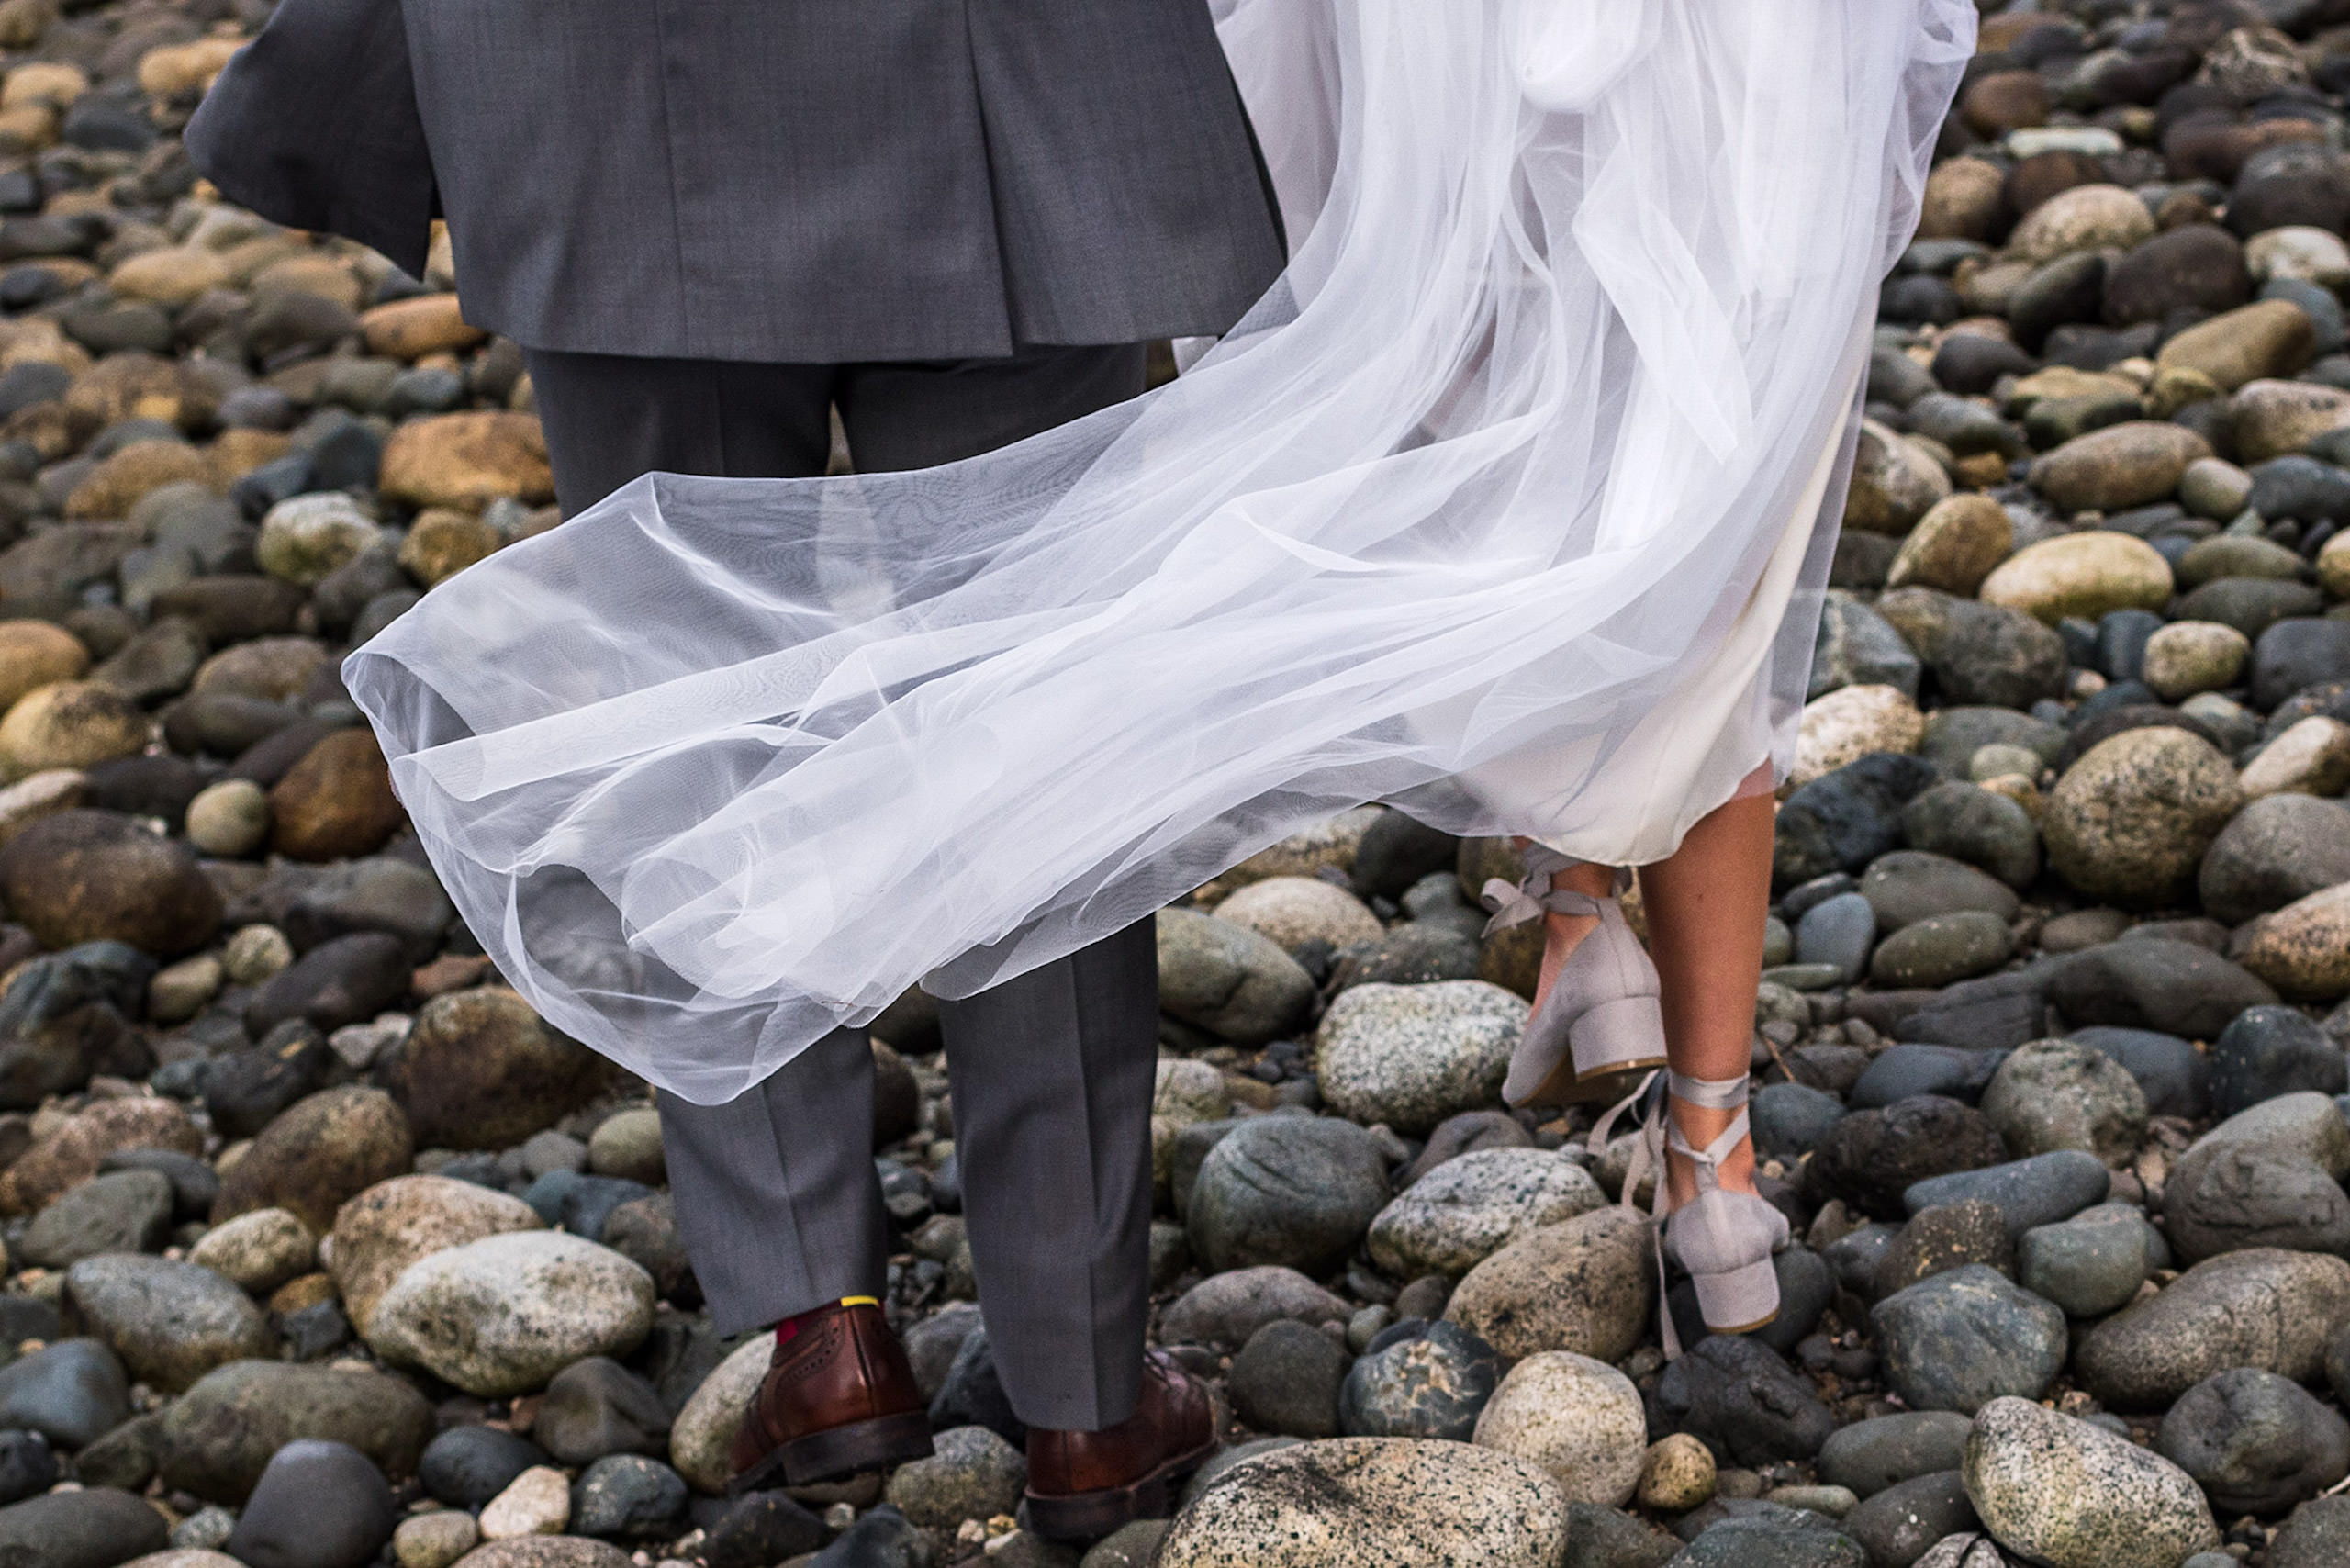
[[1480, 846, 1668, 1107], [1598, 1070, 1787, 1355]]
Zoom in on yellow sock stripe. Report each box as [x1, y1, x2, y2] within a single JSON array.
[[839, 1295, 880, 1308]]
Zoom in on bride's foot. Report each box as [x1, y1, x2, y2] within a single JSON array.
[[1659, 1072, 1786, 1338], [1483, 843, 1668, 1108]]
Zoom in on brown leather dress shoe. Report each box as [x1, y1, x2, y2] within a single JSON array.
[[729, 1299, 934, 1493], [1023, 1350, 1218, 1541]]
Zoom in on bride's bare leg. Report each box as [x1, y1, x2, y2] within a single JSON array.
[[1636, 787, 1775, 1207]]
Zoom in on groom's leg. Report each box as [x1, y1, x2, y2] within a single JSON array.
[[523, 345, 896, 1336], [835, 344, 1165, 1429], [935, 920, 1160, 1429], [655, 1028, 892, 1332]]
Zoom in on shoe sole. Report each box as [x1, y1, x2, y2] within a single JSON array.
[[1515, 1051, 1670, 1110], [729, 1411, 935, 1495], [1023, 1435, 1219, 1542]]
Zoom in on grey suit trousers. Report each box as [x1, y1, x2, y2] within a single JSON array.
[[523, 344, 1162, 1431]]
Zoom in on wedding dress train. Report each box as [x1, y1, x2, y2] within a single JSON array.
[[343, 0, 1974, 1103]]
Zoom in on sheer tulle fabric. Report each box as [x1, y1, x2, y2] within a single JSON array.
[[345, 0, 1974, 1103]]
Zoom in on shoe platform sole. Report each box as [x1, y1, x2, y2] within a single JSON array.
[[1024, 1435, 1219, 1542], [729, 1411, 934, 1495]]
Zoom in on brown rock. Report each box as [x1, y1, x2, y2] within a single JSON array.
[[0, 808, 221, 953], [63, 440, 214, 521], [2231, 379, 2350, 464], [268, 728, 404, 861], [65, 352, 219, 432], [0, 621, 87, 710], [106, 247, 230, 308], [150, 577, 306, 645], [360, 295, 487, 361], [213, 1085, 414, 1231], [2234, 883, 2350, 1002], [2044, 729, 2244, 908], [1919, 157, 2007, 243], [1886, 495, 2013, 595], [134, 37, 237, 95], [0, 680, 146, 779], [0, 1095, 199, 1215], [397, 508, 501, 586], [207, 428, 294, 488], [377, 411, 554, 510], [2026, 422, 2211, 514], [247, 254, 364, 310], [1443, 1206, 1654, 1364], [377, 987, 608, 1150], [189, 636, 328, 704], [2154, 299, 2316, 392], [1961, 71, 2048, 137], [327, 1173, 544, 1334]]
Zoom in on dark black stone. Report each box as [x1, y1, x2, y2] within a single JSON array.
[[2209, 1006, 2347, 1119], [1902, 1150, 2110, 1238], [2250, 455, 2350, 524], [416, 1424, 551, 1509], [520, 1170, 656, 1244], [1818, 1411, 1974, 1499], [1751, 1082, 1845, 1158], [202, 1020, 336, 1140], [2158, 1367, 2350, 1517], [1648, 1336, 1834, 1466], [1850, 1045, 2008, 1109], [242, 932, 408, 1036], [532, 1357, 670, 1467], [1844, 1472, 1977, 1568], [926, 1327, 1024, 1448], [2252, 618, 2350, 711], [0, 1431, 54, 1506], [2067, 1026, 2209, 1120], [807, 1506, 925, 1568], [571, 1453, 689, 1540], [1349, 812, 1461, 901], [281, 1299, 352, 1361], [700, 1491, 826, 1568], [1930, 333, 2035, 396], [0, 941, 154, 1110], [1807, 1094, 2007, 1221], [0, 1488, 166, 1568], [0, 362, 66, 420], [1563, 1503, 1681, 1568], [1227, 1319, 1348, 1440], [225, 1439, 396, 1568], [1337, 1319, 1500, 1441], [0, 1338, 127, 1450], [2047, 940, 2278, 1042], [60, 95, 156, 154], [1774, 755, 1942, 890], [2010, 252, 2106, 351], [2094, 608, 2165, 683]]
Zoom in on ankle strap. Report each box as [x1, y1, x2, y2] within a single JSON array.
[[1666, 1071, 1748, 1110], [1480, 850, 1630, 935]]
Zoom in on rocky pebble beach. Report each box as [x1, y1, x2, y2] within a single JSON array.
[[0, 1, 2345, 1568]]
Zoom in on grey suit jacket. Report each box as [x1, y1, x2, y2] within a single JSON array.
[[185, 0, 1287, 364]]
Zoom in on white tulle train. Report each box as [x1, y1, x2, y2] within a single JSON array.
[[343, 0, 1975, 1103]]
